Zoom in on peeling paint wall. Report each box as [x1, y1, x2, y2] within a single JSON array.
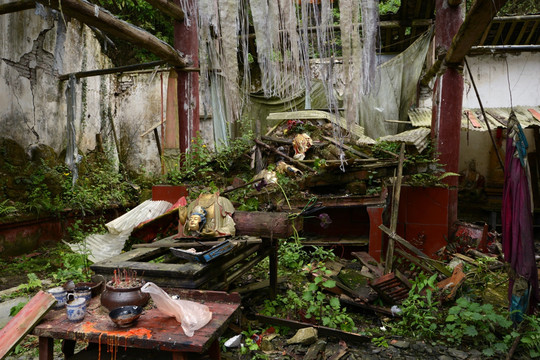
[[0, 8, 193, 174], [459, 52, 540, 179]]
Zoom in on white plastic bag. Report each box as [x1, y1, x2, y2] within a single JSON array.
[[141, 282, 212, 337]]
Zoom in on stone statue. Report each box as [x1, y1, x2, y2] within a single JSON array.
[[179, 193, 236, 238]]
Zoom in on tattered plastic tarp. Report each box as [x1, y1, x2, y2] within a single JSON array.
[[66, 200, 172, 263], [243, 29, 433, 140]]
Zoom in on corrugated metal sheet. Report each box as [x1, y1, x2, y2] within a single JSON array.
[[66, 200, 173, 263], [409, 106, 540, 131], [378, 127, 431, 153]]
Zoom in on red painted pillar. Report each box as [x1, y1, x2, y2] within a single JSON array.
[[431, 0, 464, 229], [367, 206, 385, 262], [174, 0, 199, 154]]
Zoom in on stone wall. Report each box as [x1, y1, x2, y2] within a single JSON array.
[[0, 7, 202, 175]]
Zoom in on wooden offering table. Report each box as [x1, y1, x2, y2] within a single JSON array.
[[32, 289, 241, 360]]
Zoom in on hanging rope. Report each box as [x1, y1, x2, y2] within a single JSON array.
[[464, 57, 504, 172]]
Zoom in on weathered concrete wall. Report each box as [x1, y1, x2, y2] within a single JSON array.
[[463, 52, 540, 108], [458, 52, 540, 179], [0, 8, 202, 175]]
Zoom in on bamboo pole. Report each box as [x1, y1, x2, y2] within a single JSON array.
[[384, 143, 405, 274]]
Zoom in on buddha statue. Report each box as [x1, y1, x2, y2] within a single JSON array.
[[179, 193, 236, 238]]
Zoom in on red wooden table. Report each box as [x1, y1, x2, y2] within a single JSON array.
[[32, 289, 241, 360]]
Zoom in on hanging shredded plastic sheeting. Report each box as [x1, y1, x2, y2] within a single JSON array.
[[310, 1, 344, 158], [340, 0, 362, 131], [198, 0, 227, 147], [249, 0, 279, 97], [238, 0, 251, 98], [360, 0, 379, 95], [298, 0, 313, 109], [278, 0, 302, 104], [218, 0, 241, 123], [65, 74, 80, 187], [178, 0, 198, 28]]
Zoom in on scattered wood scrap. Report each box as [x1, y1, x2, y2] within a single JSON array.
[[0, 291, 56, 359], [379, 224, 452, 277], [436, 263, 466, 300]]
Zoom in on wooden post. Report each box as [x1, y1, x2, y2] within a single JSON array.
[[174, 0, 199, 155], [384, 143, 405, 274], [431, 0, 464, 230]]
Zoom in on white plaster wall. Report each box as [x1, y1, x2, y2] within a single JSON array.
[[463, 52, 540, 108], [458, 52, 540, 178]]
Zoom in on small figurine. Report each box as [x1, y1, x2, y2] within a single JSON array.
[[276, 160, 303, 177], [186, 206, 207, 235], [179, 193, 236, 238], [292, 133, 313, 160]]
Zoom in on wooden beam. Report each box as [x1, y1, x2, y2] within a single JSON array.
[[35, 0, 189, 67], [379, 224, 452, 277], [384, 143, 405, 274], [0, 0, 34, 15], [58, 60, 167, 81], [445, 0, 509, 64], [143, 0, 184, 21]]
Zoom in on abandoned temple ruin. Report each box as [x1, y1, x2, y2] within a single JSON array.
[[0, 0, 540, 359]]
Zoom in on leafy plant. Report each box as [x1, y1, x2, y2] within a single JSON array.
[[406, 172, 460, 188], [10, 301, 28, 316], [394, 273, 441, 339], [0, 199, 18, 217], [441, 297, 515, 357], [16, 273, 42, 294], [51, 250, 92, 284], [262, 262, 356, 332], [520, 314, 540, 358], [371, 336, 389, 348]]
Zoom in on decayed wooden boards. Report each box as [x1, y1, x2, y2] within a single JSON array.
[[0, 291, 56, 359]]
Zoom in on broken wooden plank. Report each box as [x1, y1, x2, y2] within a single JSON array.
[[466, 110, 482, 128], [379, 224, 452, 277], [384, 143, 406, 274], [0, 291, 56, 359], [394, 248, 435, 276], [339, 294, 394, 316], [229, 277, 287, 294], [351, 252, 384, 277], [321, 136, 372, 159], [134, 238, 262, 250], [254, 138, 315, 173], [255, 314, 370, 344], [436, 263, 466, 300], [445, 0, 509, 64], [301, 238, 369, 247]]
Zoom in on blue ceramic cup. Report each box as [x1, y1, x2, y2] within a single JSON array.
[[73, 286, 92, 305], [47, 286, 67, 309], [66, 297, 87, 322]]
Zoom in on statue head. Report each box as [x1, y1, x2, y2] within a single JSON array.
[[187, 206, 207, 232]]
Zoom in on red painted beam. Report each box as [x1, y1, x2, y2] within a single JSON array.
[[432, 0, 464, 229], [174, 0, 200, 154]]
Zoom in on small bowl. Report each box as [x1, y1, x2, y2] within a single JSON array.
[[108, 305, 143, 328]]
